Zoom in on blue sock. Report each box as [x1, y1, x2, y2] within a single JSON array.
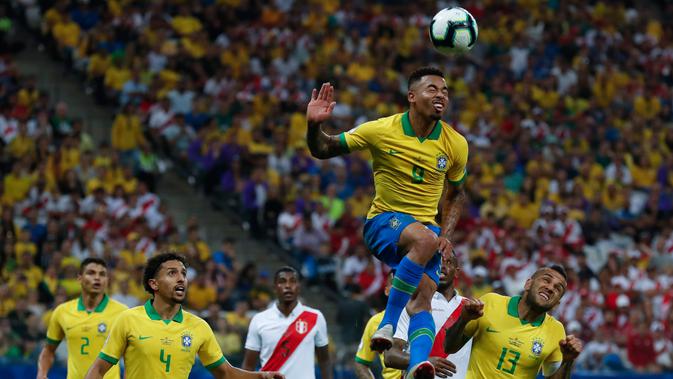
[[408, 311, 435, 370], [379, 256, 424, 332]]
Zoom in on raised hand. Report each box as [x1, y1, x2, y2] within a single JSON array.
[[461, 297, 484, 321], [306, 82, 336, 124], [437, 237, 453, 262], [559, 335, 583, 361], [429, 356, 457, 378]]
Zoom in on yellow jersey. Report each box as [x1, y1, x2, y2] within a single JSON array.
[[464, 293, 565, 379], [340, 112, 468, 224], [99, 300, 226, 378], [46, 295, 127, 379], [355, 311, 402, 379]]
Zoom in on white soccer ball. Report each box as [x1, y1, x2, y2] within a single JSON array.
[[429, 7, 478, 55]]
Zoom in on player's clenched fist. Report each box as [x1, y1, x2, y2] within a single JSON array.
[[259, 372, 285, 379], [559, 335, 583, 361], [461, 297, 484, 321]]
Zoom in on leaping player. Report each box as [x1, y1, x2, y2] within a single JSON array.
[[306, 67, 469, 379]]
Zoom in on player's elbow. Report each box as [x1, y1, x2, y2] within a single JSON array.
[[308, 147, 332, 160]]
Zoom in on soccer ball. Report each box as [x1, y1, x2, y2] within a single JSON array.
[[429, 7, 478, 55]]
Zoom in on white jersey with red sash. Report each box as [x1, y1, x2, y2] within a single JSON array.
[[395, 291, 472, 379], [245, 301, 328, 379]]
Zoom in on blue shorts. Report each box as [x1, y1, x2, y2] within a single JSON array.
[[363, 212, 442, 285]]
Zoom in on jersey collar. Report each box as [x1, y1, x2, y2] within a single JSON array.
[[144, 299, 184, 324], [77, 294, 109, 314], [401, 111, 442, 142], [274, 301, 302, 318], [507, 295, 545, 327]]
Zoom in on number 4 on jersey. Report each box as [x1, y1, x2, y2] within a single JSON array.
[[160, 348, 172, 372]]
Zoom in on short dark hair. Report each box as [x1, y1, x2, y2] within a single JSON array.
[[535, 264, 568, 281], [548, 264, 568, 281], [143, 253, 187, 293], [274, 266, 300, 283], [408, 66, 445, 90], [80, 257, 107, 274]]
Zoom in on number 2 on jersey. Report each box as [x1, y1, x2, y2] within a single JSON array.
[[160, 349, 172, 372], [497, 347, 520, 374], [411, 165, 425, 183], [80, 337, 90, 355]]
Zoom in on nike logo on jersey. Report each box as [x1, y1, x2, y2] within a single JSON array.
[[486, 327, 499, 333], [387, 149, 402, 155], [139, 335, 152, 340]]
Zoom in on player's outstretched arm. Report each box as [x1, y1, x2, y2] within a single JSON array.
[[36, 343, 57, 379], [546, 335, 583, 379], [353, 361, 375, 379], [84, 357, 113, 379], [306, 82, 343, 159], [241, 348, 260, 371], [383, 338, 409, 369], [444, 298, 483, 354], [438, 181, 466, 259], [212, 362, 285, 379]]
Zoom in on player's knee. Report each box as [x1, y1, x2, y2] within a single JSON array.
[[411, 232, 439, 262]]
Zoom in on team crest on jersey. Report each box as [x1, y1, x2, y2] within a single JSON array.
[[531, 338, 544, 356], [97, 323, 107, 334], [436, 154, 448, 171], [389, 217, 401, 230], [295, 320, 308, 334], [181, 332, 193, 351]]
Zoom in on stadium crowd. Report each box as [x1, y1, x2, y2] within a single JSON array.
[[5, 0, 673, 375], [0, 46, 269, 369]]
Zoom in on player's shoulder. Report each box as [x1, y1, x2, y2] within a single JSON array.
[[478, 292, 507, 303], [53, 298, 79, 314], [439, 121, 467, 144], [250, 305, 276, 322], [299, 303, 325, 317], [355, 113, 403, 130], [106, 298, 130, 313], [181, 309, 213, 330], [57, 298, 80, 310], [116, 304, 146, 321], [478, 292, 511, 311], [542, 313, 566, 334]]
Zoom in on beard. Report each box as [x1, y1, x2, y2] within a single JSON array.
[[523, 290, 553, 313]]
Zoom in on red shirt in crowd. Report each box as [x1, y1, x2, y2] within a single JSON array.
[[627, 327, 656, 368]]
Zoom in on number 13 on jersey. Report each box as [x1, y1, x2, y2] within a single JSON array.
[[497, 347, 520, 374]]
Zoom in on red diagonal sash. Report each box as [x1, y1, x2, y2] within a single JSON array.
[[261, 311, 318, 371], [429, 300, 464, 357]]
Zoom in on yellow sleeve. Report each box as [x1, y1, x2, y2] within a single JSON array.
[[354, 315, 378, 365], [447, 135, 468, 185], [339, 120, 381, 153], [542, 323, 566, 375], [198, 321, 227, 370], [99, 312, 129, 365], [45, 306, 64, 345]]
